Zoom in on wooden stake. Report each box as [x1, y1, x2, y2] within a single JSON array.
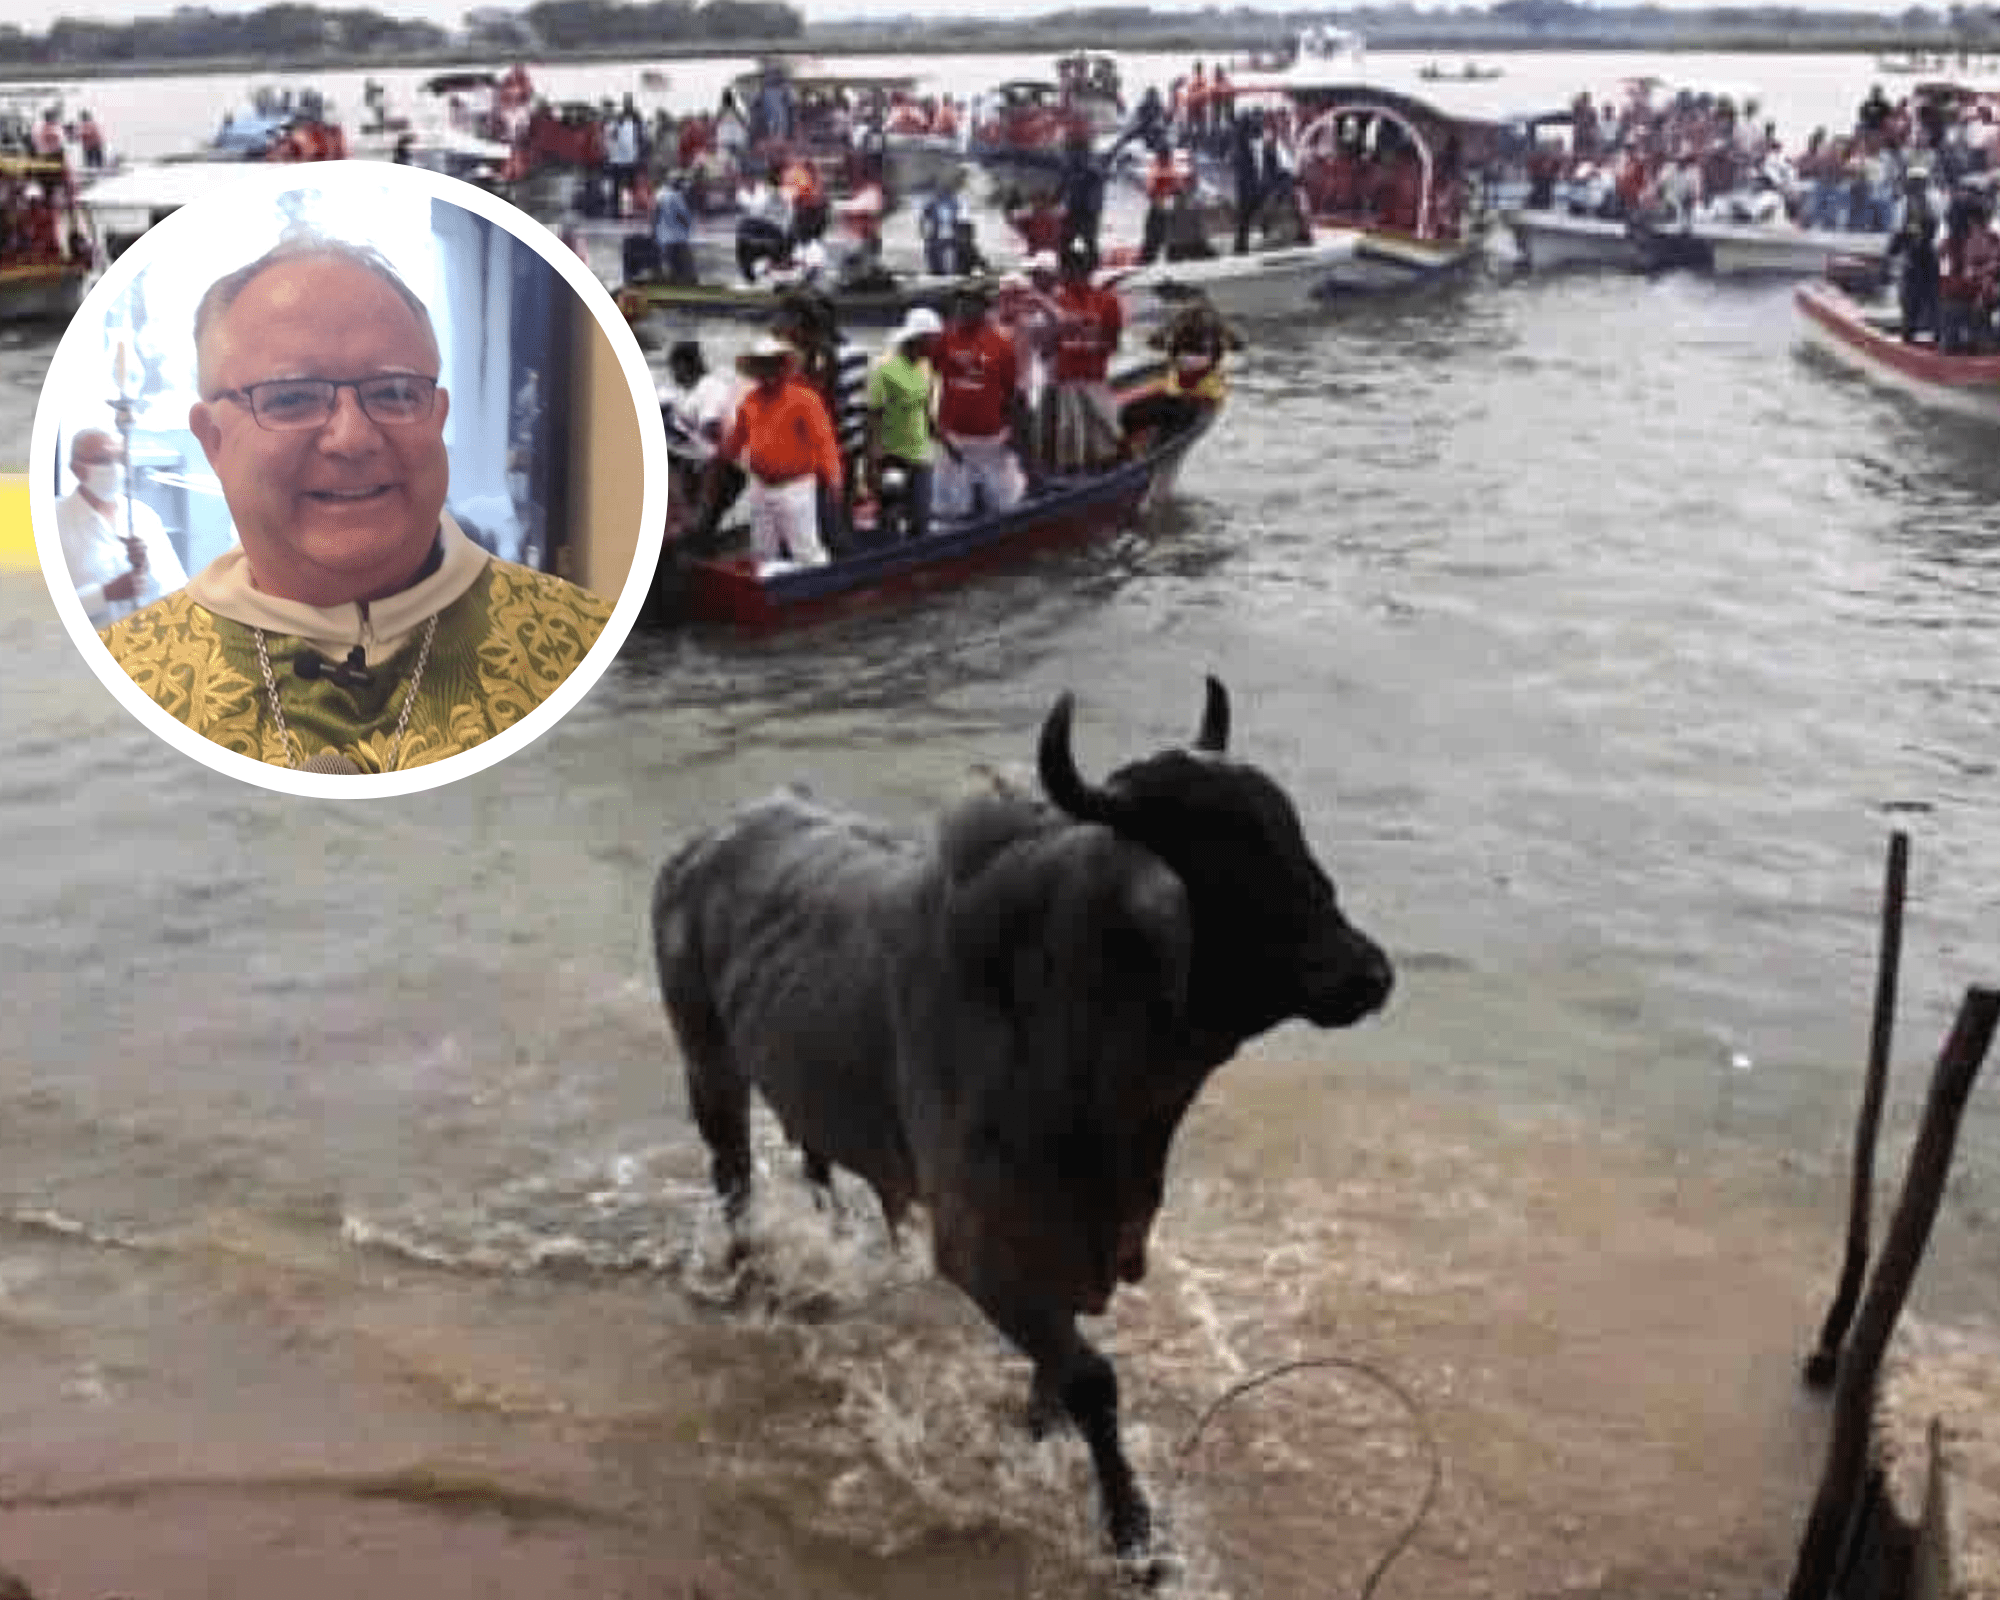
[[1784, 986, 1999, 1600], [1806, 829, 1910, 1389]]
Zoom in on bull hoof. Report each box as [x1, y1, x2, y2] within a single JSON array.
[[1108, 1493, 1152, 1563]]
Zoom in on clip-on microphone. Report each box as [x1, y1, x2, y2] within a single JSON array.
[[295, 646, 373, 689]]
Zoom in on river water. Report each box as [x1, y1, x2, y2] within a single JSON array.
[[3, 45, 1999, 1600]]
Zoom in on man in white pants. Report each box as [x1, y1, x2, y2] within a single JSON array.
[[708, 335, 841, 569], [932, 284, 1028, 522]]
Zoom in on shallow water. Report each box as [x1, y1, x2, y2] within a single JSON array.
[[5, 44, 2000, 1599]]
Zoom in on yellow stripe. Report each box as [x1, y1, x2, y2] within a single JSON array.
[[0, 474, 34, 572]]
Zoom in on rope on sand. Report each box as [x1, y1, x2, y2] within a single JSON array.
[[1171, 1354, 1442, 1600]]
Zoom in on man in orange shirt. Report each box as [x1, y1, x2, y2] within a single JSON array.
[[706, 335, 842, 568]]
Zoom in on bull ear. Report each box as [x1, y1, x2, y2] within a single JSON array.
[[1039, 692, 1118, 823], [1194, 674, 1230, 753]]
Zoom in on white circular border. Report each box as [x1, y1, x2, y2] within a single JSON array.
[[30, 158, 670, 800]]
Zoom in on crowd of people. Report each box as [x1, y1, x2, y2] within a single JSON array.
[[660, 248, 1232, 572], [1, 106, 99, 274], [1526, 77, 2000, 352]]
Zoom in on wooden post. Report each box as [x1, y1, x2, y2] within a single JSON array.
[[1805, 829, 1910, 1389], [1785, 986, 1999, 1600]]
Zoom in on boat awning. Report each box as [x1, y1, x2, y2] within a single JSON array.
[[78, 161, 262, 217]]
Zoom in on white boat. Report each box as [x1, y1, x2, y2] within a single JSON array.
[[1105, 234, 1361, 324], [1683, 218, 1892, 279], [1502, 208, 1646, 272], [1219, 26, 1369, 99], [78, 160, 276, 263]]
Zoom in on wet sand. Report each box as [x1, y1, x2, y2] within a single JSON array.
[[7, 1072, 1960, 1600]]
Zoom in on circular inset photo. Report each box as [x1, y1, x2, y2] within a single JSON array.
[[31, 159, 667, 796]]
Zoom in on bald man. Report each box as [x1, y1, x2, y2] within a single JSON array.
[[97, 233, 610, 776], [57, 428, 188, 627]]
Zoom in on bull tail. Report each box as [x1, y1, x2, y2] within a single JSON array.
[[651, 848, 753, 1215]]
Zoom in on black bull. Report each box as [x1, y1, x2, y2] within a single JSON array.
[[650, 677, 1393, 1558]]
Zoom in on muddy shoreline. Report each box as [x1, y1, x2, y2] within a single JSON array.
[[7, 1073, 1964, 1600]]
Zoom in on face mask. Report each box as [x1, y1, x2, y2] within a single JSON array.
[[81, 463, 123, 500]]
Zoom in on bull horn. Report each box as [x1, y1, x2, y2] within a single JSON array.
[[1038, 692, 1118, 823], [1194, 674, 1230, 753]]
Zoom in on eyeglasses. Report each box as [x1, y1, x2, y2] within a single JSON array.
[[211, 375, 439, 432]]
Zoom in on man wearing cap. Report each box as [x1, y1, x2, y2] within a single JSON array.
[[97, 233, 611, 775], [932, 283, 1027, 521], [58, 428, 189, 629], [865, 307, 940, 543], [706, 334, 841, 567], [1049, 239, 1124, 473]]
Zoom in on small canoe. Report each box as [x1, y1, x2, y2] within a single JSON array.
[[671, 363, 1220, 629], [1795, 279, 2000, 421]]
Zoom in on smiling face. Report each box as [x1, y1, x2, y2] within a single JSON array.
[[189, 256, 450, 607]]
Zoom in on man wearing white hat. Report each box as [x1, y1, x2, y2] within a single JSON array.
[[865, 306, 940, 543], [707, 334, 841, 568]]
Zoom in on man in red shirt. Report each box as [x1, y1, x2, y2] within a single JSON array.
[[932, 283, 1028, 520], [1049, 238, 1124, 473], [705, 335, 842, 568]]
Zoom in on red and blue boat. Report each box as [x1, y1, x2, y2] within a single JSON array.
[[666, 363, 1220, 630]]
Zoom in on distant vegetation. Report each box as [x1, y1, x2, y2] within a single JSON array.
[[0, 0, 1996, 77]]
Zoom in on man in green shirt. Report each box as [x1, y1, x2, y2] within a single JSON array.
[[864, 306, 940, 544]]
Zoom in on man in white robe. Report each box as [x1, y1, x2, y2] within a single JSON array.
[[56, 428, 188, 628]]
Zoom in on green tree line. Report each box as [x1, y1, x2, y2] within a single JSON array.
[[0, 0, 804, 66]]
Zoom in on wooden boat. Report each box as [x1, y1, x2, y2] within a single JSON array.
[[968, 80, 1090, 185], [1, 154, 92, 322], [619, 267, 986, 327], [671, 362, 1220, 629], [1293, 84, 1527, 294], [0, 258, 89, 324], [1795, 278, 2000, 421], [1054, 52, 1127, 140]]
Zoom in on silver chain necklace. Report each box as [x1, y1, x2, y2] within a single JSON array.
[[254, 611, 440, 775]]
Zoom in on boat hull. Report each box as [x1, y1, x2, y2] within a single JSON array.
[[625, 272, 981, 327], [0, 262, 87, 323], [1694, 222, 1890, 279], [1311, 227, 1483, 294], [678, 369, 1218, 629], [1795, 280, 2000, 421], [1110, 237, 1359, 324], [1502, 209, 1647, 273]]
